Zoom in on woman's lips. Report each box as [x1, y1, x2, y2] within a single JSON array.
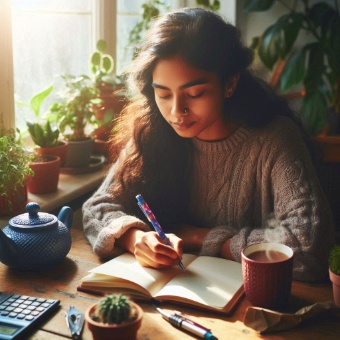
[[171, 121, 195, 130]]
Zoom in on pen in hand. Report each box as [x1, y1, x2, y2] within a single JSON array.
[[136, 194, 185, 270]]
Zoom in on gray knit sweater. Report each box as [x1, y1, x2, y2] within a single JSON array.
[[83, 116, 334, 282]]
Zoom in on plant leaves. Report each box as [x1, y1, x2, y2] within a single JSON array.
[[308, 2, 334, 29], [302, 91, 328, 135], [102, 55, 113, 73], [27, 121, 36, 139], [280, 48, 307, 91], [282, 13, 304, 55], [30, 85, 53, 118], [91, 52, 101, 67], [34, 123, 45, 146], [243, 0, 275, 13], [258, 13, 303, 69], [258, 22, 283, 69], [327, 14, 340, 77], [96, 39, 107, 52], [304, 42, 324, 90]]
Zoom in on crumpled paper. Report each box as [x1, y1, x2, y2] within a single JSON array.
[[244, 301, 338, 334]]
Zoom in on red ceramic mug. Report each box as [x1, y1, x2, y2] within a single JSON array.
[[241, 242, 294, 309]]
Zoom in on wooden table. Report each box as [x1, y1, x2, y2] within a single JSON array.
[[0, 210, 339, 340]]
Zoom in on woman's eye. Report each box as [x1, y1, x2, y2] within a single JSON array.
[[155, 91, 171, 100], [187, 91, 204, 99], [158, 94, 171, 99]]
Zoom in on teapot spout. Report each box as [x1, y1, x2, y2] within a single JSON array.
[[58, 206, 73, 231], [0, 229, 18, 266]]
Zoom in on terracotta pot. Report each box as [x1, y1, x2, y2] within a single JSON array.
[[35, 140, 68, 167], [27, 155, 61, 194], [315, 135, 340, 163], [0, 183, 27, 217], [64, 138, 94, 168], [329, 269, 340, 307], [85, 302, 143, 340]]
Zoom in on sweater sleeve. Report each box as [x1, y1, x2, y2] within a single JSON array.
[[82, 156, 150, 259], [229, 119, 334, 282]]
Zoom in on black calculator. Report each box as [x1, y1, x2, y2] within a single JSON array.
[[0, 292, 60, 340]]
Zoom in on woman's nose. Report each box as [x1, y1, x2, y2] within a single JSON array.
[[171, 96, 187, 116]]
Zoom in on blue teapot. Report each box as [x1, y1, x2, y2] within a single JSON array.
[[0, 202, 73, 270]]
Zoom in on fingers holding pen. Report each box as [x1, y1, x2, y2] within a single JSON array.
[[134, 231, 183, 269], [166, 233, 183, 258], [135, 195, 184, 269]]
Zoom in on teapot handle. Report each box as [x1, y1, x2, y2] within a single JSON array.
[[58, 206, 73, 231]]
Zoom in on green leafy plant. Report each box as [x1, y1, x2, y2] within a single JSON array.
[[91, 294, 136, 324], [196, 0, 220, 11], [18, 85, 53, 119], [90, 39, 117, 86], [26, 120, 60, 147], [127, 0, 167, 59], [0, 113, 34, 196], [329, 244, 340, 276], [17, 85, 61, 147], [243, 0, 340, 135], [48, 75, 100, 141], [127, 1, 220, 60]]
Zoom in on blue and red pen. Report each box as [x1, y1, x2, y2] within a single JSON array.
[[136, 194, 185, 271]]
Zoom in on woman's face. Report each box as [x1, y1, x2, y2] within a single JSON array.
[[152, 56, 232, 141]]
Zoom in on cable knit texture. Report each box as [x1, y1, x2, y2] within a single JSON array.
[[83, 116, 334, 282]]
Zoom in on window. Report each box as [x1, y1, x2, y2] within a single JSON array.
[[0, 0, 236, 132], [10, 0, 95, 130]]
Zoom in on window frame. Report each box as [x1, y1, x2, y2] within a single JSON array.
[[0, 0, 15, 129]]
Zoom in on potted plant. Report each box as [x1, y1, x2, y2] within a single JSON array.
[[0, 114, 33, 216], [48, 74, 100, 168], [18, 85, 68, 166], [85, 294, 143, 340], [329, 244, 340, 307], [243, 0, 340, 161], [26, 153, 61, 194], [90, 39, 127, 150]]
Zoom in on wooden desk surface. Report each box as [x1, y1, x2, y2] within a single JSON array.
[[0, 211, 339, 340]]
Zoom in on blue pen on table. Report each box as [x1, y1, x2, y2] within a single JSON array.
[[136, 194, 185, 271]]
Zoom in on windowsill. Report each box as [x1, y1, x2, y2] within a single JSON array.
[[0, 165, 108, 227]]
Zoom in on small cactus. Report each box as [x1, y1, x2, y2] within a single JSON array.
[[329, 245, 340, 276], [92, 294, 135, 325]]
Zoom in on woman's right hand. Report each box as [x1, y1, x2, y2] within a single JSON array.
[[118, 228, 183, 269]]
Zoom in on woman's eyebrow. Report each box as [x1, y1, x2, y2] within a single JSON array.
[[152, 78, 208, 90]]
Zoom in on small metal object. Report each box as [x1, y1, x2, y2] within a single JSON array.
[[65, 305, 85, 339]]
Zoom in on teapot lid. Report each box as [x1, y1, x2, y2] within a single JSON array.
[[9, 202, 58, 229]]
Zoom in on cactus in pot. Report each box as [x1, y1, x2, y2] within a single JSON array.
[[85, 294, 143, 340], [92, 294, 133, 324]]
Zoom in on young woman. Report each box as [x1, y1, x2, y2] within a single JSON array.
[[83, 8, 334, 282]]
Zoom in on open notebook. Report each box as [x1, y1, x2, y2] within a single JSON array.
[[78, 253, 244, 315]]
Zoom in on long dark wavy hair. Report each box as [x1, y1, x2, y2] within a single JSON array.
[[109, 8, 301, 229]]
